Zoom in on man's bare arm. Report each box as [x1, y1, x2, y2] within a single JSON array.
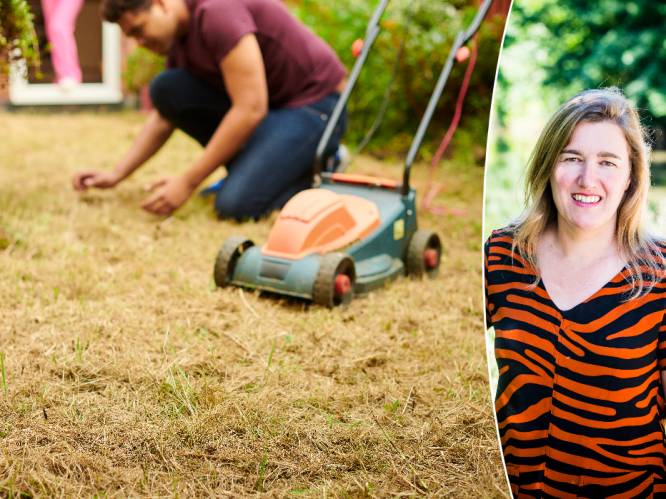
[[72, 110, 174, 190], [185, 33, 268, 187], [141, 33, 268, 215]]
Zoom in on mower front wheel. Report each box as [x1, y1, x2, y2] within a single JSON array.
[[313, 253, 356, 308], [406, 229, 442, 278], [214, 235, 254, 287]]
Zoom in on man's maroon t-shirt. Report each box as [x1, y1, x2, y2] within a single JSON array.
[[168, 0, 346, 108]]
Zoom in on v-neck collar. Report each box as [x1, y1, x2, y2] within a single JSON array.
[[536, 263, 629, 317]]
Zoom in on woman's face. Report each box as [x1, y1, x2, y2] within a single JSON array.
[[550, 120, 631, 234]]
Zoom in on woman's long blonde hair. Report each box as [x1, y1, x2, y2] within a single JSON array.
[[512, 87, 664, 298]]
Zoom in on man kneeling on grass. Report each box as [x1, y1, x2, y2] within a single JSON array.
[[72, 0, 347, 218]]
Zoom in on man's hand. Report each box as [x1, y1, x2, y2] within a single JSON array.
[[140, 175, 195, 216], [72, 111, 175, 196], [72, 170, 122, 191]]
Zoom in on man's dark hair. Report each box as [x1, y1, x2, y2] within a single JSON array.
[[101, 0, 151, 23]]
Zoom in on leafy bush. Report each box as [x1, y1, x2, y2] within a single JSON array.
[[123, 46, 165, 94], [290, 0, 505, 157], [0, 0, 40, 76]]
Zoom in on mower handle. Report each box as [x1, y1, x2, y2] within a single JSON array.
[[463, 0, 493, 43], [314, 0, 390, 176], [401, 0, 493, 196]]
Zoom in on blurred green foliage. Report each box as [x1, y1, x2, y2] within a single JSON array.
[[0, 0, 40, 76], [291, 0, 505, 158], [514, 0, 666, 148], [123, 46, 165, 94]]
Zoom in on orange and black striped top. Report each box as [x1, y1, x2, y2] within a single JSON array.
[[485, 228, 666, 498]]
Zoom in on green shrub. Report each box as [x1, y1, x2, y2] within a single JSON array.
[[0, 0, 40, 76], [122, 46, 165, 94], [291, 0, 505, 157]]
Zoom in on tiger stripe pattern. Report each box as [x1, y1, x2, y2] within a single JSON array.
[[485, 228, 666, 498]]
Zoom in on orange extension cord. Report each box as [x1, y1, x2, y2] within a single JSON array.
[[422, 36, 479, 215]]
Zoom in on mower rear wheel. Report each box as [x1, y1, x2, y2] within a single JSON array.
[[406, 229, 442, 278], [313, 253, 356, 308], [214, 235, 254, 287]]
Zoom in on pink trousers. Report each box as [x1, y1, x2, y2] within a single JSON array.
[[40, 0, 84, 83]]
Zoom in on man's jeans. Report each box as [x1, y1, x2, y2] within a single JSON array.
[[149, 68, 346, 220]]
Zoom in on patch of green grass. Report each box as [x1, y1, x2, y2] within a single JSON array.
[[255, 453, 269, 492], [73, 336, 86, 363], [383, 399, 400, 414], [289, 488, 312, 495], [266, 338, 277, 368], [161, 366, 198, 416], [0, 352, 7, 398]]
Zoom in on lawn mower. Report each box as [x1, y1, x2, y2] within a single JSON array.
[[213, 0, 492, 307]]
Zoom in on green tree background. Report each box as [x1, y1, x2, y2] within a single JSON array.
[[484, 0, 666, 239]]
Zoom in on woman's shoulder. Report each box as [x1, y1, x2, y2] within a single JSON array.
[[644, 237, 666, 267], [654, 238, 666, 254], [484, 225, 535, 288], [653, 238, 666, 280], [484, 225, 518, 250], [484, 225, 524, 264], [637, 237, 666, 287]]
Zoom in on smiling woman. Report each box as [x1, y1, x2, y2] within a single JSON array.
[[552, 122, 631, 234], [484, 88, 666, 497], [540, 120, 632, 311]]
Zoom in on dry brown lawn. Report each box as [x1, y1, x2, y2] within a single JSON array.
[[0, 111, 506, 497]]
